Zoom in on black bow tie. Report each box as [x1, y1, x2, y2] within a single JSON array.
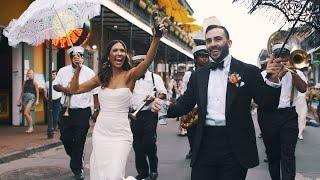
[[210, 61, 224, 70]]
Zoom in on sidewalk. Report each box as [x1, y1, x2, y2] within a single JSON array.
[[0, 125, 93, 164]]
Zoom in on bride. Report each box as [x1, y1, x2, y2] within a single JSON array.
[[69, 19, 166, 180]]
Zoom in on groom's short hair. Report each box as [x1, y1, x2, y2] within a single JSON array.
[[205, 25, 230, 40]]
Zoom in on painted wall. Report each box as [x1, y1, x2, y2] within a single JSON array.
[[0, 0, 33, 26]]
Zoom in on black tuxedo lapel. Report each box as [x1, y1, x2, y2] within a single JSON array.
[[225, 58, 241, 117]]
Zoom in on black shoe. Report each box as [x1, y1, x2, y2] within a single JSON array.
[[185, 151, 192, 159], [135, 174, 149, 180], [150, 172, 158, 180], [73, 172, 84, 180]]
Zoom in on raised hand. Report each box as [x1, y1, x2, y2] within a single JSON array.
[[152, 15, 167, 38], [266, 54, 283, 82]]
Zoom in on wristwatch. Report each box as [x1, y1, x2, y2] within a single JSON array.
[[94, 108, 100, 112]]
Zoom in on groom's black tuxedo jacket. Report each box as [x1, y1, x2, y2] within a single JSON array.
[[167, 57, 280, 168]]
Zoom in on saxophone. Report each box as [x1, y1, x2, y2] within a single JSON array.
[[180, 107, 199, 129]]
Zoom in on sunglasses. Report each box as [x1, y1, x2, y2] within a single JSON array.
[[70, 53, 83, 58]]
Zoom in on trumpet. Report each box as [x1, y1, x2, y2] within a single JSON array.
[[267, 30, 309, 73], [62, 94, 71, 117], [129, 92, 155, 121]]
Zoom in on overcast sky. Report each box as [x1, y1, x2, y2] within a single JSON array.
[[187, 0, 281, 65]]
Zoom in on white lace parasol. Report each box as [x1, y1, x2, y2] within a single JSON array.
[[3, 0, 102, 47]]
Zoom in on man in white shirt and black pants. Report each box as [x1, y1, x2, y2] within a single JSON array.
[[130, 55, 167, 180], [260, 43, 307, 180], [53, 46, 99, 180]]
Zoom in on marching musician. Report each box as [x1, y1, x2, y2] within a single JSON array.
[[130, 55, 167, 180], [181, 40, 210, 159], [260, 43, 307, 180], [53, 46, 99, 180]]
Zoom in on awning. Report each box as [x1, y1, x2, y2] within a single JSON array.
[[102, 0, 193, 58]]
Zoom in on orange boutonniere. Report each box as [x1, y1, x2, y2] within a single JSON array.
[[228, 72, 243, 87]]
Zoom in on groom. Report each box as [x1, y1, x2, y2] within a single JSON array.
[[152, 24, 283, 180]]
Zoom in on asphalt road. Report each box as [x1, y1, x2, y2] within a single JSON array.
[[0, 113, 319, 180]]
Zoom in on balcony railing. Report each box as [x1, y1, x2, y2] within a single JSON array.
[[115, 0, 193, 51]]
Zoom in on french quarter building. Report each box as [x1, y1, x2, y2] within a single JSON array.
[[0, 0, 194, 126]]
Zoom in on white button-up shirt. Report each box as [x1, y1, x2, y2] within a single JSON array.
[[132, 71, 167, 111], [206, 54, 232, 126], [53, 65, 98, 109], [261, 70, 307, 108], [46, 79, 62, 100]]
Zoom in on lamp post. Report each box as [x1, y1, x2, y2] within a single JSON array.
[[47, 40, 54, 139]]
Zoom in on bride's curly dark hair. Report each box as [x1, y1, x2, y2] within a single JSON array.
[[98, 40, 131, 88]]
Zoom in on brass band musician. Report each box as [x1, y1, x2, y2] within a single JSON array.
[[181, 40, 210, 159]]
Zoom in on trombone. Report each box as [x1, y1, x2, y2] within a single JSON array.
[[267, 30, 309, 74]]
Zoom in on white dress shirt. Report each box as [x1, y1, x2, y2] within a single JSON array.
[[46, 79, 62, 100], [206, 54, 232, 126], [53, 65, 98, 109], [261, 70, 307, 108], [132, 71, 167, 111], [206, 54, 281, 126]]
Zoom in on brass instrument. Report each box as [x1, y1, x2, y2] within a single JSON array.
[[62, 83, 71, 117], [128, 91, 155, 121], [267, 30, 309, 70], [62, 94, 71, 117], [180, 108, 199, 129], [306, 86, 320, 101]]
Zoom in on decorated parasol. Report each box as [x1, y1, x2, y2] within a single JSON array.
[[2, 0, 103, 139]]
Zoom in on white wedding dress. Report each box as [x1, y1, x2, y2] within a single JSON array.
[[90, 88, 136, 180]]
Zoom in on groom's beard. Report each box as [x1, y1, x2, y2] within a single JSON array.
[[210, 43, 229, 63]]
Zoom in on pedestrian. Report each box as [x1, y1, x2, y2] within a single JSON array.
[[180, 40, 210, 160], [130, 55, 167, 180], [152, 24, 283, 180], [44, 70, 62, 131], [260, 43, 307, 180], [68, 19, 166, 180], [53, 46, 100, 180], [17, 69, 39, 133]]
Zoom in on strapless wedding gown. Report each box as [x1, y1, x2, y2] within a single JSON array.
[[90, 88, 136, 180]]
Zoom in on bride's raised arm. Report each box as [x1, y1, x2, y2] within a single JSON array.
[[69, 68, 100, 94], [128, 17, 167, 80]]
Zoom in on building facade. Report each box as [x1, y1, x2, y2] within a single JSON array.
[[0, 0, 194, 126]]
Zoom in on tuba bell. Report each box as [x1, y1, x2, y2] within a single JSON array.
[[267, 30, 309, 69]]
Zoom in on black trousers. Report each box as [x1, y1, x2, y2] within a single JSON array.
[[130, 110, 158, 176], [187, 125, 197, 152], [191, 126, 247, 180], [59, 107, 91, 173], [259, 107, 298, 180]]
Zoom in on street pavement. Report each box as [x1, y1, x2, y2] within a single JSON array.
[[0, 112, 320, 180]]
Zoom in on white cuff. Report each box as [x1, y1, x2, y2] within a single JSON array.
[[265, 78, 281, 88]]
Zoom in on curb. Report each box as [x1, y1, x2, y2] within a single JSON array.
[[0, 132, 92, 164], [0, 140, 62, 164]]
